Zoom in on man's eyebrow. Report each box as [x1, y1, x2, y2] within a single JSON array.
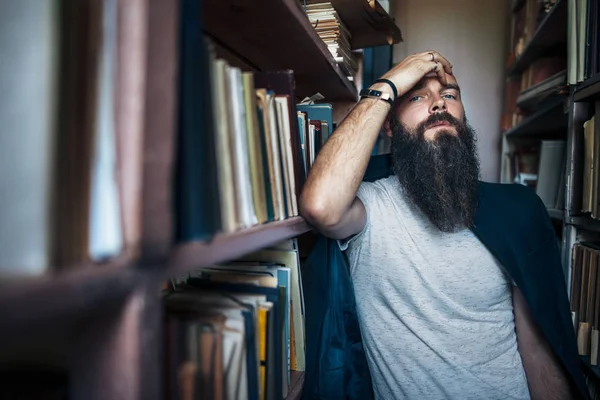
[[443, 83, 461, 93], [404, 82, 461, 97]]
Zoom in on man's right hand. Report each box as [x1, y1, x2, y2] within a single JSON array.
[[376, 51, 454, 101]]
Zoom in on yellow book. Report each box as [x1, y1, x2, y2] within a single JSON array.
[[258, 305, 268, 400]]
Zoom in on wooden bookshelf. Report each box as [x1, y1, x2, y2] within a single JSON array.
[[285, 371, 305, 400], [0, 261, 135, 336], [203, 0, 358, 101], [516, 70, 567, 109], [581, 356, 600, 380], [507, 0, 567, 77], [306, 0, 403, 49], [569, 216, 600, 234], [547, 208, 564, 221], [169, 217, 312, 274], [574, 74, 600, 102], [504, 96, 567, 138]]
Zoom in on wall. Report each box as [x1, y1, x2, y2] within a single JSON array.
[[392, 0, 510, 182]]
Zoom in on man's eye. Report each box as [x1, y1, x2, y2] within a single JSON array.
[[443, 94, 457, 100], [409, 95, 422, 102]]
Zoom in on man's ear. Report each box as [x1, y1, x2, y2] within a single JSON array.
[[383, 113, 393, 138]]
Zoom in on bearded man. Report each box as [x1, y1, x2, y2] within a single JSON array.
[[299, 51, 584, 399]]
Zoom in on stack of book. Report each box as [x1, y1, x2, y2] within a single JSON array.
[[303, 2, 359, 79], [164, 240, 305, 400], [570, 242, 600, 365]]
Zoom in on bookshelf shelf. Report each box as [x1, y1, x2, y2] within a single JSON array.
[[0, 263, 136, 337], [516, 70, 567, 109], [307, 0, 403, 49], [169, 217, 312, 274], [204, 0, 358, 101], [581, 356, 600, 380], [504, 96, 567, 138], [568, 215, 600, 233], [507, 0, 567, 77], [285, 371, 305, 400], [574, 74, 600, 102], [547, 208, 564, 220]]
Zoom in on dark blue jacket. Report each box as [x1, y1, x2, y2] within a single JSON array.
[[302, 155, 589, 400]]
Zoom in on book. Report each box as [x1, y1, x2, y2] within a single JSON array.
[[174, 0, 221, 241]]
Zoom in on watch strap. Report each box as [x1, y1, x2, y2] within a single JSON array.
[[359, 88, 394, 106], [373, 78, 398, 100]]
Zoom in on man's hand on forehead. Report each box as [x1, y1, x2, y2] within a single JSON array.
[[369, 51, 454, 104]]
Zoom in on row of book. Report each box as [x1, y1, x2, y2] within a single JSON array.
[[568, 0, 600, 85], [583, 111, 600, 218], [503, 140, 566, 210], [172, 0, 336, 242], [303, 2, 359, 80], [0, 0, 134, 276], [0, 0, 337, 277], [571, 242, 600, 364], [507, 0, 556, 66], [164, 240, 304, 400]]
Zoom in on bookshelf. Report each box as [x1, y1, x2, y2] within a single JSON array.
[[0, 0, 402, 399], [522, 0, 600, 395], [507, 0, 567, 76], [169, 217, 312, 274], [504, 96, 567, 138], [204, 0, 358, 101], [307, 0, 403, 49], [575, 75, 600, 102]]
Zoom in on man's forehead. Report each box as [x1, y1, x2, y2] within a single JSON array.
[[411, 75, 460, 92]]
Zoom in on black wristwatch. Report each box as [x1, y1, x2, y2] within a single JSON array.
[[359, 88, 394, 106]]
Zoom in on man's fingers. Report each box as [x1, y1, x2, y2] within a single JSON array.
[[432, 61, 448, 85], [420, 51, 453, 75]]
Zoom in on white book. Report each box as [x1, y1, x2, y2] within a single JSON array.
[[266, 93, 286, 220], [89, 0, 123, 261], [274, 97, 298, 217], [226, 66, 257, 228], [211, 59, 237, 232]]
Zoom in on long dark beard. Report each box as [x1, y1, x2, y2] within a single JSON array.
[[390, 112, 480, 233]]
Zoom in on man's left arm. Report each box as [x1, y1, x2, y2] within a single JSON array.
[[512, 285, 576, 400]]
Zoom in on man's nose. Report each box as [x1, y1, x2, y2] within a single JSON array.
[[430, 96, 447, 113]]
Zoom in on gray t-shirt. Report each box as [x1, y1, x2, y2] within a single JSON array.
[[340, 176, 530, 400]]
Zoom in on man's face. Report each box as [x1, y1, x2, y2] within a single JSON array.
[[390, 74, 465, 142], [386, 74, 480, 233]]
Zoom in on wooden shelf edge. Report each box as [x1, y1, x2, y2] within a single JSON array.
[[507, 0, 565, 77], [547, 208, 564, 221], [504, 96, 566, 138], [286, 371, 305, 400], [169, 217, 313, 274], [568, 215, 600, 233], [581, 356, 600, 380], [0, 260, 137, 335], [516, 70, 567, 109], [574, 74, 600, 102]]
